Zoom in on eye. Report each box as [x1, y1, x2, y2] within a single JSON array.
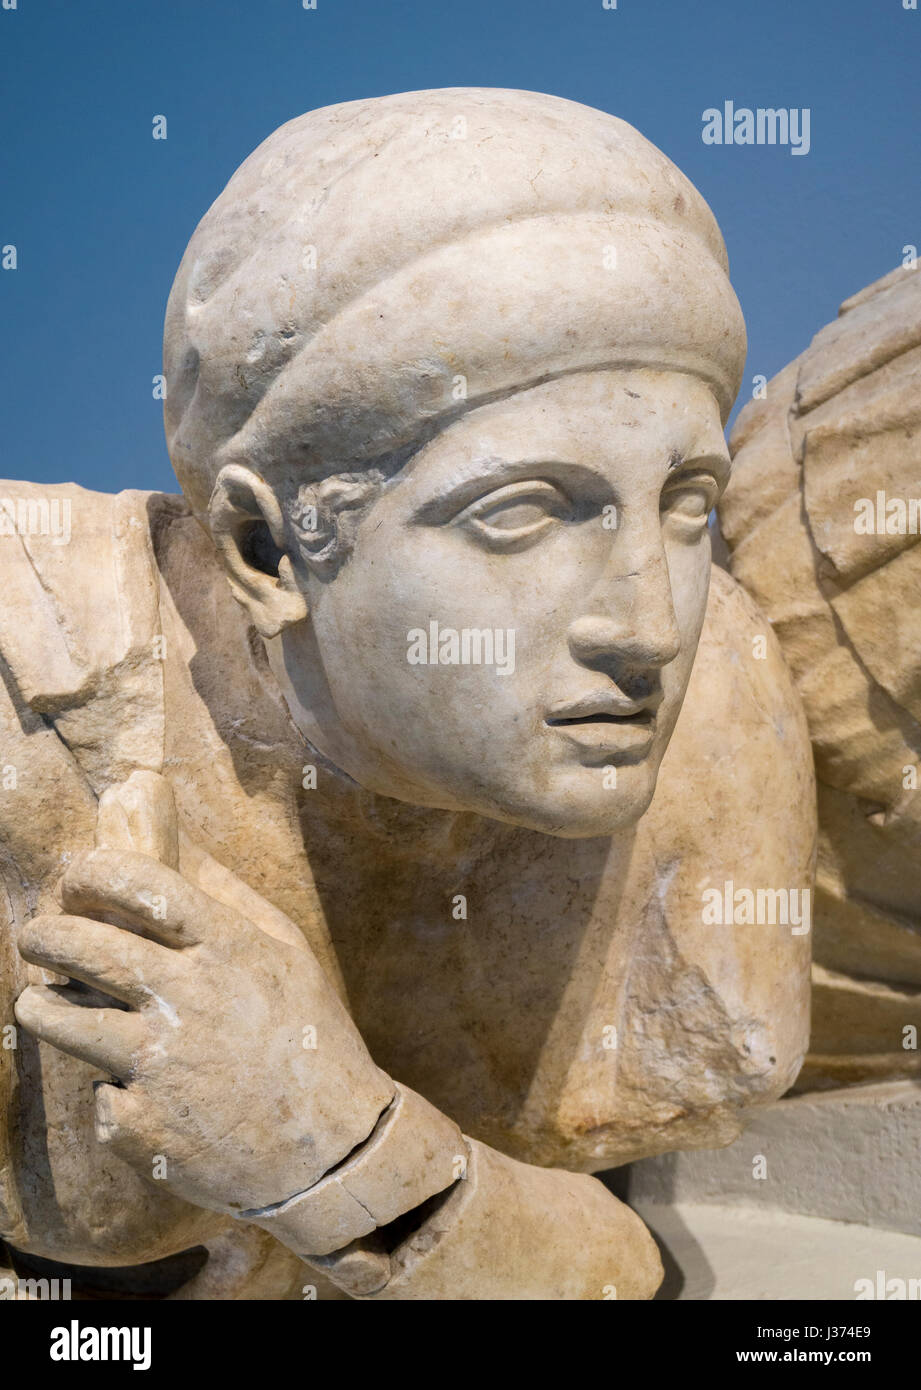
[[660, 475, 720, 536], [453, 480, 572, 550]]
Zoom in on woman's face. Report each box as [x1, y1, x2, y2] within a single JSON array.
[[278, 368, 730, 838]]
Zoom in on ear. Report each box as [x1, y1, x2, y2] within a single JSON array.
[[208, 465, 308, 639]]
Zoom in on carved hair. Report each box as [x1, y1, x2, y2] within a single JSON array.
[[164, 88, 746, 532]]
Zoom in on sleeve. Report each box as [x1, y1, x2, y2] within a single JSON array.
[[354, 1137, 663, 1301], [247, 1081, 663, 1301]]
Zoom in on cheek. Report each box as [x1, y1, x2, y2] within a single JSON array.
[[663, 533, 712, 699], [311, 539, 530, 746], [667, 530, 711, 635], [343, 526, 565, 651]]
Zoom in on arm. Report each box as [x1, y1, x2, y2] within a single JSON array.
[[14, 772, 662, 1301]]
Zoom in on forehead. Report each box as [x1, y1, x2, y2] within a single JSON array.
[[391, 368, 728, 502]]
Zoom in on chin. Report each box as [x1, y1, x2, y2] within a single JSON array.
[[470, 764, 659, 839]]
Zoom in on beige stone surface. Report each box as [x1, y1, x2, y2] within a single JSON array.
[[1, 89, 816, 1298], [721, 266, 921, 1086]]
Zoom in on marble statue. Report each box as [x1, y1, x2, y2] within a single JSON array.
[[0, 88, 816, 1299]]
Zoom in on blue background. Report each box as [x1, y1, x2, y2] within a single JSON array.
[[1, 0, 919, 496]]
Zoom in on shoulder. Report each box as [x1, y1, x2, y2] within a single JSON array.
[[641, 562, 816, 1100], [669, 561, 816, 829]]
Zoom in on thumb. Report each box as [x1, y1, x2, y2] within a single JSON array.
[[95, 770, 179, 869]]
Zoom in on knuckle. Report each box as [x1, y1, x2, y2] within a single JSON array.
[[63, 847, 102, 882], [18, 912, 54, 950], [56, 854, 100, 906], [13, 984, 47, 1028]]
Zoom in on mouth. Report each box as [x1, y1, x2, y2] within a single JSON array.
[[545, 698, 658, 760], [547, 709, 655, 728]]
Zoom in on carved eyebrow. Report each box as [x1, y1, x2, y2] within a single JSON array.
[[409, 448, 731, 526], [409, 458, 606, 524]]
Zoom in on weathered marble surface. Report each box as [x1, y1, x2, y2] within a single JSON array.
[[720, 265, 921, 1090], [1, 89, 816, 1298]]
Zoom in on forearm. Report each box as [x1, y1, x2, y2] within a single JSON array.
[[242, 1083, 663, 1301]]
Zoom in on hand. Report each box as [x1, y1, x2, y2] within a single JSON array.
[[14, 773, 394, 1217]]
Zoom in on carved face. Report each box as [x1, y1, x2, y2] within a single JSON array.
[[268, 368, 730, 837]]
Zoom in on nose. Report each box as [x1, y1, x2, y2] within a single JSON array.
[[567, 531, 682, 671]]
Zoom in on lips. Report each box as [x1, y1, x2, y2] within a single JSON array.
[[545, 692, 659, 759]]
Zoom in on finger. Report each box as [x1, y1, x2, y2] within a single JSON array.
[[96, 771, 179, 869], [18, 913, 184, 1007], [181, 832, 312, 955], [59, 849, 237, 949], [14, 984, 147, 1079], [93, 1081, 158, 1170]]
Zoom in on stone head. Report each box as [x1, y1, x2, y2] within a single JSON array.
[[164, 88, 746, 837]]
